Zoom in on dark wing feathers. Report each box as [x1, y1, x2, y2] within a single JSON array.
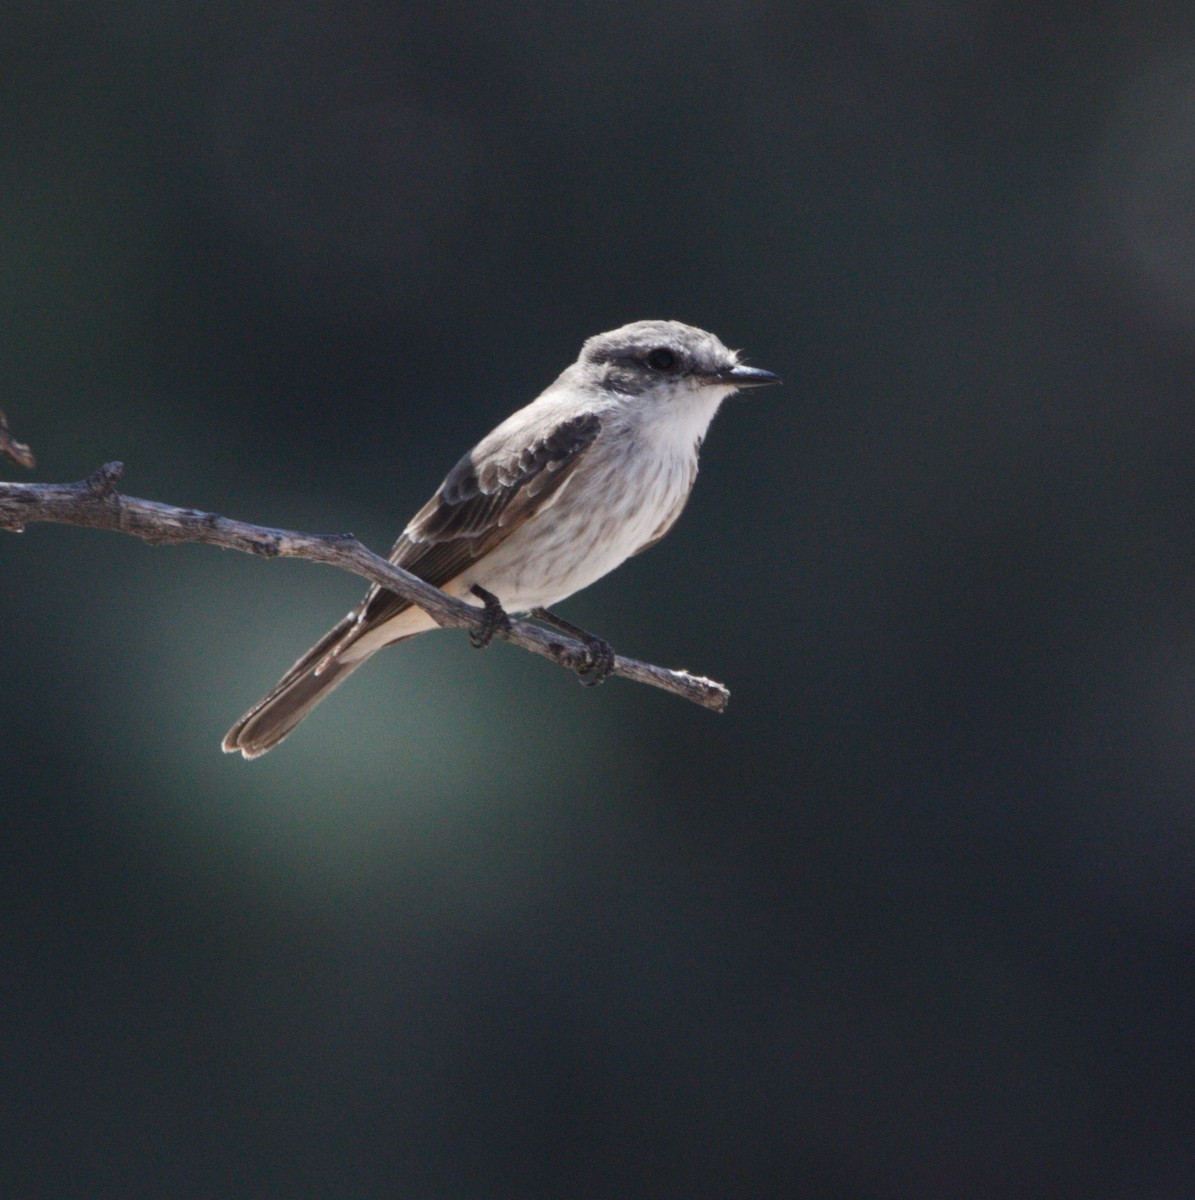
[[407, 412, 598, 543], [351, 411, 601, 633]]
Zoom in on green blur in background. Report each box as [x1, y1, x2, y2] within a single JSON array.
[[4, 3, 1195, 1197]]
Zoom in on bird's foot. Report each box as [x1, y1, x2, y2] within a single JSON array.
[[530, 607, 617, 687], [469, 585, 512, 649]]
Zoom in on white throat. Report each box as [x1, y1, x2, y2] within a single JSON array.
[[643, 384, 734, 454]]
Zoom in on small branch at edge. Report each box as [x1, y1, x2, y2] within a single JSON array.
[[0, 410, 36, 470]]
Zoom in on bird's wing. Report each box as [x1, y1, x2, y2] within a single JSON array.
[[351, 409, 602, 635]]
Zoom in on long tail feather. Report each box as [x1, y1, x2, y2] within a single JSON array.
[[222, 616, 378, 759]]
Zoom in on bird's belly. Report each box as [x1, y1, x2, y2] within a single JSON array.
[[462, 452, 693, 613]]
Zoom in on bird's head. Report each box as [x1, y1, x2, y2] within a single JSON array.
[[577, 320, 780, 407]]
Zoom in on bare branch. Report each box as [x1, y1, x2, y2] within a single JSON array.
[[0, 410, 35, 470], [0, 463, 730, 713]]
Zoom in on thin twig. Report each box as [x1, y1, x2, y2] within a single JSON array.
[[0, 463, 730, 713], [0, 410, 35, 470]]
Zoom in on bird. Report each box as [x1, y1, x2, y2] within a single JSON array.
[[223, 320, 780, 757]]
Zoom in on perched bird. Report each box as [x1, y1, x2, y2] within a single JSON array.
[[223, 320, 779, 758]]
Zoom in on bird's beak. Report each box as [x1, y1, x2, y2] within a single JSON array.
[[714, 363, 782, 389]]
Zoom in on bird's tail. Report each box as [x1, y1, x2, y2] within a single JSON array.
[[222, 616, 387, 759]]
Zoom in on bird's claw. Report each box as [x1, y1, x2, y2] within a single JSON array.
[[577, 635, 616, 687], [530, 606, 617, 687], [469, 585, 512, 649]]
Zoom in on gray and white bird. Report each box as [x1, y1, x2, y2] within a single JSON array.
[[223, 320, 779, 758]]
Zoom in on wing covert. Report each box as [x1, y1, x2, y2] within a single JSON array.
[[353, 410, 601, 632]]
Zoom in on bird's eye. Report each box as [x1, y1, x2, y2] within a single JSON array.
[[645, 348, 678, 372]]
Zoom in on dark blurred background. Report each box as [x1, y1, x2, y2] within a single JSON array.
[[4, 2, 1195, 1196]]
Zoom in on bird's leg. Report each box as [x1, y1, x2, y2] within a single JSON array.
[[530, 607, 616, 687], [469, 585, 513, 649]]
